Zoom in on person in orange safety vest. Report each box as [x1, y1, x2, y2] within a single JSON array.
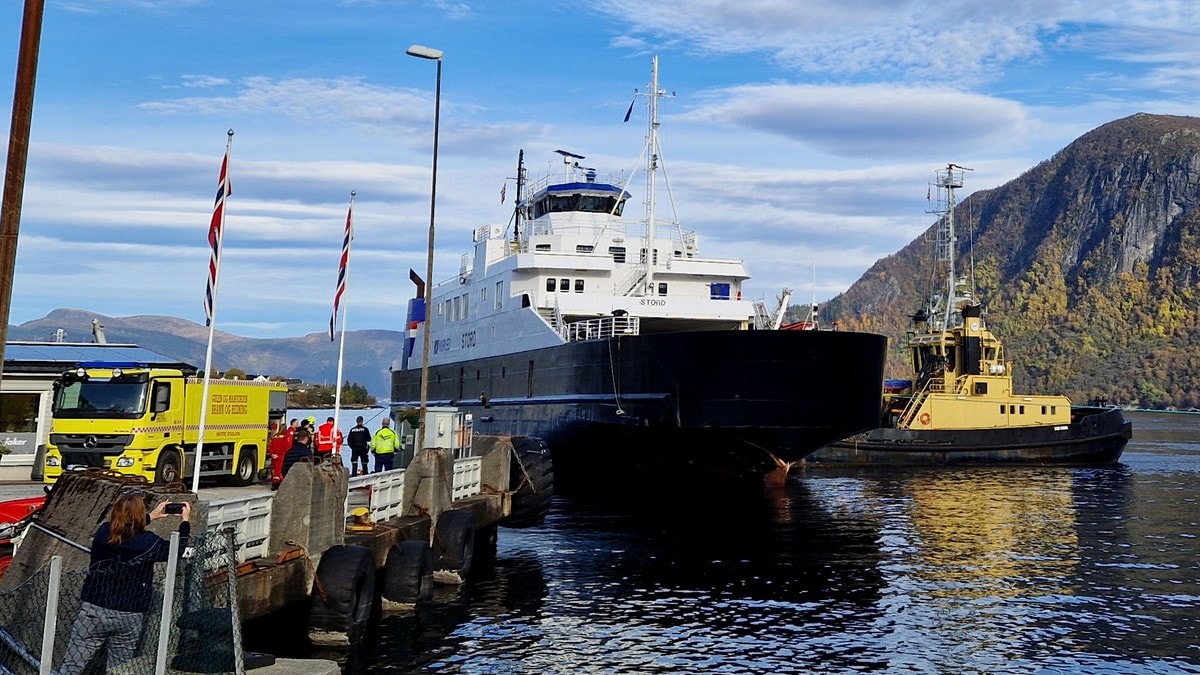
[[315, 416, 344, 458]]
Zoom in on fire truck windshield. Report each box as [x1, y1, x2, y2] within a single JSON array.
[[53, 380, 148, 419]]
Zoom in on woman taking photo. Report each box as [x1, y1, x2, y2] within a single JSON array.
[[60, 491, 191, 674]]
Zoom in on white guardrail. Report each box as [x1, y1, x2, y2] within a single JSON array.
[[206, 456, 484, 563]]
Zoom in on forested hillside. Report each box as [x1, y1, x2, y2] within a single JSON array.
[[823, 113, 1200, 409]]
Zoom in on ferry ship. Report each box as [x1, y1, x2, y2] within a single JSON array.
[[811, 165, 1131, 465], [391, 57, 888, 488]]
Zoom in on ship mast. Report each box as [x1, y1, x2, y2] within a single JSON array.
[[927, 163, 971, 331], [644, 56, 660, 295], [639, 55, 672, 296]]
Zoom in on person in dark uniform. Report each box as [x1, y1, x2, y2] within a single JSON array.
[[346, 415, 372, 476], [282, 428, 314, 477]]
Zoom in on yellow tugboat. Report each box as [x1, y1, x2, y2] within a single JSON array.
[[813, 164, 1131, 465]]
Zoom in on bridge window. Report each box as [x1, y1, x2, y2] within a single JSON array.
[[658, 283, 668, 295], [559, 278, 570, 292], [495, 281, 504, 309], [575, 279, 585, 292], [576, 245, 594, 253], [546, 278, 556, 292], [609, 246, 626, 263], [549, 195, 578, 212], [535, 243, 551, 251], [710, 283, 731, 300]]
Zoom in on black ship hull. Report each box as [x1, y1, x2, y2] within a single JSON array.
[[392, 329, 887, 490], [810, 406, 1131, 466]]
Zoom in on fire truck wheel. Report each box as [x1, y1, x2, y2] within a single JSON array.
[[155, 449, 183, 485], [500, 436, 554, 529], [381, 540, 433, 605], [309, 545, 376, 645], [433, 509, 475, 583], [231, 450, 257, 487]]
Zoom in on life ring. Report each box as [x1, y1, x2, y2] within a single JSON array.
[[918, 412, 932, 426]]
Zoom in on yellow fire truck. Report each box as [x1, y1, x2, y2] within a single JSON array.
[[42, 362, 287, 485]]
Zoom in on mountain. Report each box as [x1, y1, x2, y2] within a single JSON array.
[[823, 113, 1200, 409], [6, 309, 404, 397]]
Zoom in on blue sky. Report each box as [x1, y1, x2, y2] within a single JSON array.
[[3, 0, 1200, 339]]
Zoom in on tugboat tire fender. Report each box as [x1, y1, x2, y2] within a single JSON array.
[[433, 510, 476, 583], [501, 436, 554, 529], [309, 544, 376, 645], [381, 540, 434, 605]]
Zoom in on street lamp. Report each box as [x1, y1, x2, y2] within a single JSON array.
[[407, 44, 442, 452]]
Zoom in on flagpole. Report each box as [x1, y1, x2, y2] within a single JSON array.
[[194, 129, 233, 494], [332, 191, 355, 428]]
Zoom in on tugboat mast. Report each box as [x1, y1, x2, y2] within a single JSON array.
[[928, 163, 971, 331]]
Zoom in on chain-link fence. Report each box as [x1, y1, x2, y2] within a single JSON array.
[[0, 528, 243, 675]]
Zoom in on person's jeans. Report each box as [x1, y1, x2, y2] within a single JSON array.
[[60, 601, 144, 674], [374, 452, 395, 472]]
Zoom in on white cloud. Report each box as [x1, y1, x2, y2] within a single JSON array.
[[138, 76, 434, 131], [681, 84, 1034, 158]]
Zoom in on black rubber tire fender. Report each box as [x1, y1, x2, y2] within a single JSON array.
[[500, 436, 554, 529], [381, 540, 434, 605], [230, 447, 257, 486], [155, 448, 184, 485], [309, 544, 377, 644], [433, 509, 476, 580]]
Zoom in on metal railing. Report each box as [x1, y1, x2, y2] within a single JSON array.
[[561, 315, 641, 342], [205, 456, 487, 564]]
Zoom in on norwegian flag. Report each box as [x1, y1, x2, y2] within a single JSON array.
[[203, 141, 232, 326], [330, 195, 354, 341]]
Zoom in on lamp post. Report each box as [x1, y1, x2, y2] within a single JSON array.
[[407, 44, 442, 452]]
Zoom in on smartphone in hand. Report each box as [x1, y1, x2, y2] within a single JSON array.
[[164, 502, 185, 514]]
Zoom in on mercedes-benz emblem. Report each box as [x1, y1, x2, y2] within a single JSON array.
[[84, 435, 98, 448]]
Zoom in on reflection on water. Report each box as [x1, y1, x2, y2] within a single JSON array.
[[905, 468, 1080, 596], [342, 411, 1200, 674]]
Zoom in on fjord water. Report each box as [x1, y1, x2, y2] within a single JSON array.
[[346, 410, 1198, 674]]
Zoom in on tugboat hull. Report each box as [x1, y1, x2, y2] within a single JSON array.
[[811, 407, 1131, 466], [393, 329, 888, 488]]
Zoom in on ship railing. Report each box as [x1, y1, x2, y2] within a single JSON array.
[[522, 170, 627, 197], [614, 266, 646, 296], [923, 377, 949, 394], [923, 375, 970, 395], [562, 315, 641, 342], [898, 389, 930, 428]]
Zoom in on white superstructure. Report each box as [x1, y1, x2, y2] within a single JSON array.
[[408, 56, 757, 370]]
